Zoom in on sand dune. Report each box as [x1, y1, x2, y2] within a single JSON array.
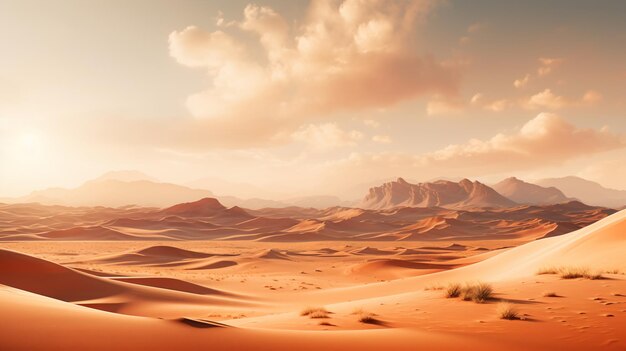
[[1, 201, 624, 350], [1, 208, 625, 350], [0, 200, 614, 243]]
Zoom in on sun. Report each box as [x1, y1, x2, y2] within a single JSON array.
[[18, 132, 40, 149]]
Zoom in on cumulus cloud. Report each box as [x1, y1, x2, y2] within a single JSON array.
[[524, 88, 603, 110], [324, 113, 625, 187], [425, 113, 623, 168], [525, 89, 567, 110], [168, 0, 459, 147]]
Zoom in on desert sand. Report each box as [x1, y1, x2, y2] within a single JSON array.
[[0, 198, 624, 350]]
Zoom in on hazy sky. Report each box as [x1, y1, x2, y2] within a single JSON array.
[[1, 0, 626, 199]]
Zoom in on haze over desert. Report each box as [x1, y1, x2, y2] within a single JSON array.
[[1, 1, 626, 350]]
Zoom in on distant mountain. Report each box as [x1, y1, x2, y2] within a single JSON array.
[[492, 177, 572, 205], [161, 197, 226, 216], [92, 170, 159, 183], [17, 179, 214, 208], [536, 176, 626, 209], [360, 178, 517, 210]]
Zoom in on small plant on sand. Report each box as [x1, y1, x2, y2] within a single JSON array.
[[352, 308, 382, 325], [357, 312, 380, 324], [497, 303, 519, 320], [472, 283, 493, 303], [445, 283, 462, 298], [537, 266, 604, 280], [445, 282, 493, 303], [300, 307, 330, 318], [536, 266, 560, 275], [543, 291, 559, 297], [461, 283, 493, 303], [425, 284, 444, 291]]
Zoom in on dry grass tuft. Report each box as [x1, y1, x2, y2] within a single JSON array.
[[357, 313, 380, 324], [352, 308, 382, 325], [301, 307, 330, 318], [425, 284, 445, 291], [536, 266, 560, 275], [445, 283, 462, 298], [445, 282, 493, 303], [543, 291, 559, 297], [536, 266, 604, 280], [497, 303, 520, 320]]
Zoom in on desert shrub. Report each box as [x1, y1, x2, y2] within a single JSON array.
[[471, 283, 493, 303], [445, 282, 493, 303], [543, 291, 559, 297], [301, 307, 330, 318], [445, 283, 462, 298], [537, 266, 604, 280], [497, 303, 519, 320], [425, 284, 444, 291], [357, 313, 380, 324], [536, 266, 560, 275]]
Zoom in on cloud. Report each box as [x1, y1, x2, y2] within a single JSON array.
[[168, 0, 459, 147], [524, 88, 603, 110], [513, 74, 530, 88], [484, 99, 510, 112], [525, 89, 567, 110], [425, 113, 623, 168], [582, 90, 603, 105], [363, 119, 380, 128], [511, 57, 563, 91], [426, 99, 462, 115], [323, 113, 625, 188], [291, 123, 363, 150], [537, 57, 564, 76], [372, 135, 392, 144], [459, 22, 485, 44], [469, 93, 509, 112]]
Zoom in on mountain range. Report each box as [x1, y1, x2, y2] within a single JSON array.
[[4, 171, 626, 210], [491, 177, 572, 205], [536, 176, 626, 208], [360, 178, 516, 210]]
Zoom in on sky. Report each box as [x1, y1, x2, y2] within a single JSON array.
[[1, 0, 626, 200]]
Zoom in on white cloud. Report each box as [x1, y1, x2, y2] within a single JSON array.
[[324, 113, 625, 186], [167, 1, 459, 147], [525, 89, 567, 110], [513, 74, 530, 88], [525, 88, 602, 110]]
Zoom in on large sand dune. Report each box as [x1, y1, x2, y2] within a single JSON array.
[[0, 202, 624, 350]]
